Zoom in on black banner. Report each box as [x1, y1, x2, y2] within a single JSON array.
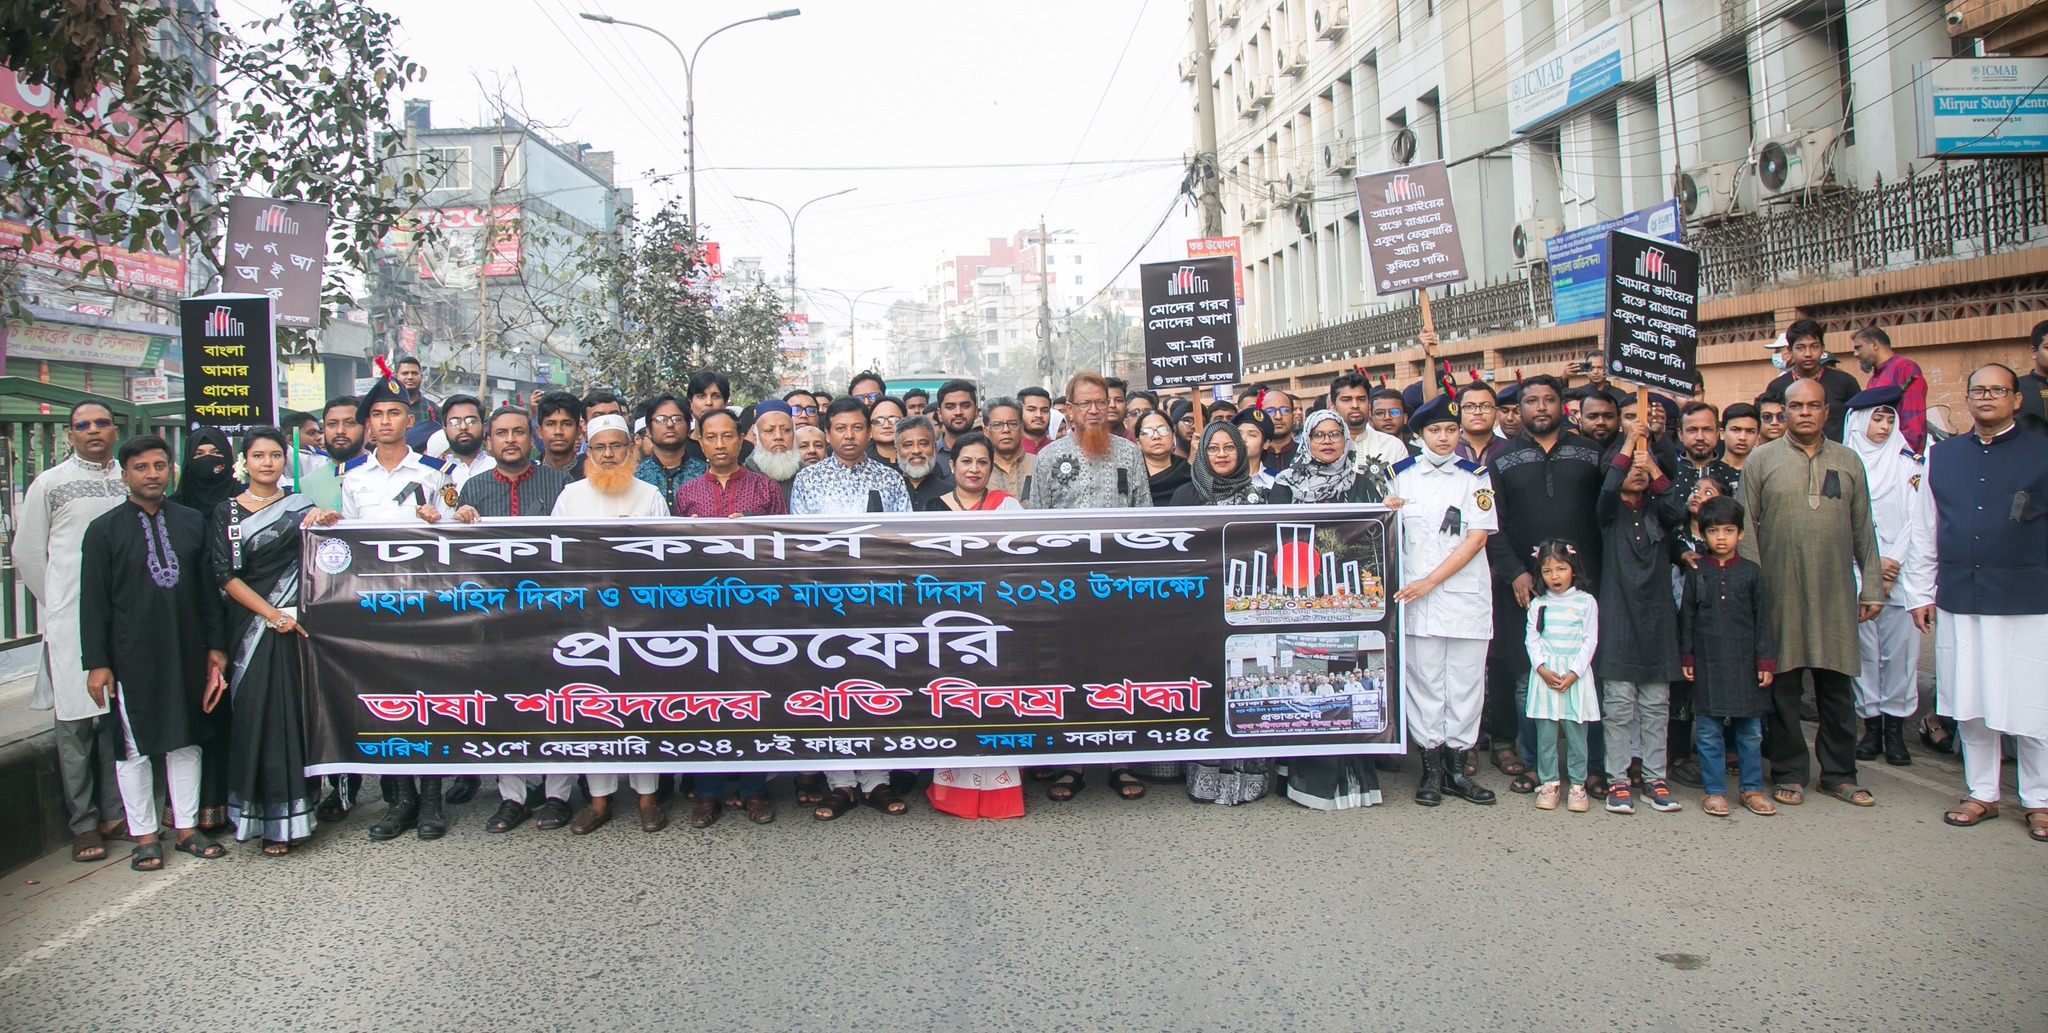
[[1139, 255, 1240, 390], [179, 293, 278, 433], [1602, 229, 1701, 393], [300, 508, 1401, 774]]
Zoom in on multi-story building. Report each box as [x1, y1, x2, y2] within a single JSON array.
[[1193, 0, 2048, 422], [928, 229, 1104, 376], [368, 100, 632, 407]]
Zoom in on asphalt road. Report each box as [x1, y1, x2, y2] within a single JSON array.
[[0, 745, 2041, 1033]]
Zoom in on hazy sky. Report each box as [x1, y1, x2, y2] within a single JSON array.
[[246, 0, 1202, 346]]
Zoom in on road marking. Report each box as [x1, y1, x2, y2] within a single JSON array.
[[0, 862, 192, 983]]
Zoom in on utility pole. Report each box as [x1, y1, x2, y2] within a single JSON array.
[[1191, 0, 1224, 236], [1036, 217, 1054, 389]]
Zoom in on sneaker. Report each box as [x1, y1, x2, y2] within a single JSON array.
[[1535, 782, 1560, 810], [1605, 780, 1635, 814], [1642, 779, 1684, 812], [1567, 785, 1591, 812]]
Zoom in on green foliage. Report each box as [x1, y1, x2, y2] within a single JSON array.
[[568, 196, 784, 402], [0, 0, 432, 353]]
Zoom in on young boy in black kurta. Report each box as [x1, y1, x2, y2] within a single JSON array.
[[1678, 496, 1777, 817]]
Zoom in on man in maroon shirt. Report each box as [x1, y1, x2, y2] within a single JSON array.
[[670, 407, 784, 827]]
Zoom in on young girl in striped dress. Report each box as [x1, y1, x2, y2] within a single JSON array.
[[1524, 540, 1601, 812]]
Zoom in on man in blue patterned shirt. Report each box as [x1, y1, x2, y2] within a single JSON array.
[[788, 396, 911, 517]]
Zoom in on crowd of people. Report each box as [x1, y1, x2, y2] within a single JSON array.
[[14, 318, 2048, 870]]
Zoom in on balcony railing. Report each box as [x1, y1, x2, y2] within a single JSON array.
[[1242, 158, 2048, 375]]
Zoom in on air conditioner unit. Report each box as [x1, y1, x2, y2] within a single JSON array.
[[1285, 164, 1316, 199], [1315, 0, 1349, 40], [1324, 131, 1356, 174], [1178, 54, 1200, 83], [1279, 41, 1308, 77], [1238, 88, 1257, 117], [1243, 202, 1268, 227], [1218, 0, 1241, 28], [1756, 127, 1841, 197], [1676, 160, 1743, 220], [1252, 74, 1275, 106], [1510, 217, 1563, 266]]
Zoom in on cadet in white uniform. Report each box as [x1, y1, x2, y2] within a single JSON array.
[[1388, 394, 1498, 806], [1842, 384, 1931, 767], [340, 370, 455, 844]]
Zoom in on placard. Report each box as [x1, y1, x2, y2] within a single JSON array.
[[1354, 161, 1469, 296], [179, 293, 279, 432], [1139, 256, 1239, 390], [1602, 230, 1700, 393], [223, 196, 331, 328], [298, 508, 1401, 774]]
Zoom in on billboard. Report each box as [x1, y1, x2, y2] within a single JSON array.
[[0, 66, 187, 291], [385, 206, 521, 288], [1186, 236, 1244, 303], [1509, 19, 1625, 133], [1545, 200, 1682, 325], [1914, 58, 2048, 156]]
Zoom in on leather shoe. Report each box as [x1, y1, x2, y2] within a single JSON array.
[[690, 796, 723, 828]]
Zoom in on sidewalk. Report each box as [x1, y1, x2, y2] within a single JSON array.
[[0, 645, 70, 874]]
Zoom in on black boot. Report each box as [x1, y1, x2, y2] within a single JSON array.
[[416, 776, 448, 840], [1440, 746, 1498, 805], [367, 777, 418, 841], [1855, 717, 1882, 761], [1415, 747, 1444, 806], [1882, 715, 1912, 766], [443, 774, 480, 804]]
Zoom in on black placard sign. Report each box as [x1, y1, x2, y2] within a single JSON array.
[[179, 293, 278, 432], [1602, 229, 1700, 393], [1139, 255, 1240, 390], [1354, 160, 1470, 295], [298, 508, 1401, 774], [222, 196, 330, 328]]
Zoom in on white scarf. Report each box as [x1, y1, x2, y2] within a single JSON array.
[[1846, 406, 1916, 553]]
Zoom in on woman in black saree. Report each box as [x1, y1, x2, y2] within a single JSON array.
[[207, 427, 336, 854]]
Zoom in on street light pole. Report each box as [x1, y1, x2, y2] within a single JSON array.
[[810, 285, 893, 375], [735, 188, 855, 314], [580, 9, 800, 230]]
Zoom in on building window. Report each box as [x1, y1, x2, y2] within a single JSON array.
[[421, 146, 472, 191], [1073, 275, 1083, 285]]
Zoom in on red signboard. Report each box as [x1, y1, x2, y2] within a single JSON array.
[[1186, 237, 1243, 303], [0, 66, 188, 291]]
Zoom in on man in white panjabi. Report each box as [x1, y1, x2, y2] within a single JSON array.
[[11, 400, 128, 862], [551, 414, 672, 834]]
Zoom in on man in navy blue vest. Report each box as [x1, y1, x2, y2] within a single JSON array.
[[1906, 364, 2048, 843]]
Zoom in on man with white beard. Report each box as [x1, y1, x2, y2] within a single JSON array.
[[744, 399, 803, 495], [893, 414, 954, 509], [550, 414, 672, 835]]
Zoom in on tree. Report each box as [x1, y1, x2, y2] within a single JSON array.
[[937, 325, 980, 377], [566, 196, 784, 401], [0, 0, 434, 352]]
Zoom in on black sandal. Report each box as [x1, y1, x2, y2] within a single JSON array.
[[1107, 769, 1146, 800], [1045, 769, 1084, 801], [1509, 771, 1539, 794], [174, 831, 228, 859], [794, 773, 828, 806], [812, 787, 858, 821], [865, 785, 909, 815], [484, 800, 531, 834], [130, 842, 164, 872], [1919, 715, 1957, 755]]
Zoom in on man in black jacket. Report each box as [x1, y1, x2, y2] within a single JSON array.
[[1765, 318, 1860, 441], [1483, 375, 1612, 794]]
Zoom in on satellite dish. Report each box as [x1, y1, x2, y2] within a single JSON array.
[[1758, 141, 1791, 193], [1391, 127, 1417, 166]]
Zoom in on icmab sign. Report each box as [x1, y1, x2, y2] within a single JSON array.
[[1510, 20, 1625, 134]]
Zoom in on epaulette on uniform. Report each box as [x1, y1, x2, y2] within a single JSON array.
[[1455, 458, 1483, 474], [1391, 456, 1417, 475], [339, 454, 370, 473], [416, 453, 454, 474]]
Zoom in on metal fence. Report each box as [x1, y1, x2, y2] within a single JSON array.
[[0, 381, 186, 649], [1243, 158, 2048, 375]]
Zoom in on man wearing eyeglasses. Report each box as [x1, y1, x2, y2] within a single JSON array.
[[783, 389, 820, 429], [1452, 382, 1509, 469], [13, 400, 130, 862], [1262, 390, 1301, 470], [1753, 390, 1788, 444], [981, 397, 1036, 499], [1905, 365, 2048, 841], [634, 393, 707, 508], [1329, 371, 1408, 471], [1369, 387, 1409, 442], [422, 393, 493, 489], [848, 371, 887, 408]]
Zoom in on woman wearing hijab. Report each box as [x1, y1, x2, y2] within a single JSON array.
[[1134, 409, 1191, 507], [1271, 408, 1388, 810], [1843, 384, 1931, 766], [1174, 421, 1279, 805], [171, 426, 241, 829]]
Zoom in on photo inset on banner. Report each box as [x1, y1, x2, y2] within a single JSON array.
[[1224, 631, 1391, 739], [1221, 517, 1386, 625]]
